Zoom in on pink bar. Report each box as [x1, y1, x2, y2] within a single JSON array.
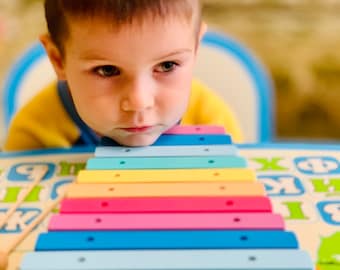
[[49, 213, 284, 231], [164, 125, 225, 134], [60, 196, 272, 214]]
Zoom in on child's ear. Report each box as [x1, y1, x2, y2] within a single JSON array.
[[195, 21, 207, 53], [198, 21, 207, 42], [40, 34, 66, 80]]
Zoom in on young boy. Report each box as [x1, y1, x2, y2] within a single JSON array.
[[4, 0, 243, 151]]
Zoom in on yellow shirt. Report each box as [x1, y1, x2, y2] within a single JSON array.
[[4, 80, 243, 151]]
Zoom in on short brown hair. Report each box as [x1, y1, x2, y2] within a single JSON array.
[[44, 0, 201, 53]]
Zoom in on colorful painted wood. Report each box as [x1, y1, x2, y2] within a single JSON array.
[[65, 182, 265, 198], [100, 134, 232, 146], [60, 196, 272, 213], [48, 213, 284, 231], [76, 168, 256, 184], [18, 125, 314, 270], [21, 249, 314, 270], [95, 145, 239, 157], [164, 125, 226, 134], [86, 156, 247, 170], [35, 230, 298, 251]]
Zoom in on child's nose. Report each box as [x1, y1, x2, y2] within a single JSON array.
[[120, 79, 155, 112]]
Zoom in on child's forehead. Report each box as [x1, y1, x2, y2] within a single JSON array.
[[67, 16, 195, 45], [65, 14, 196, 42], [64, 16, 197, 62]]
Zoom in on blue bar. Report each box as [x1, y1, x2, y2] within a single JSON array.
[[36, 230, 298, 251], [86, 156, 247, 170], [21, 249, 314, 270], [100, 134, 232, 146], [95, 145, 238, 157]]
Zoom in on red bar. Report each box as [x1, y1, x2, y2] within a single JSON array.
[[60, 196, 272, 213]]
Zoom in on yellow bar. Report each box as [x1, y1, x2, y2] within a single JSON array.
[[76, 168, 255, 184], [66, 182, 265, 198]]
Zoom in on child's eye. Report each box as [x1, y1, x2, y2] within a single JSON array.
[[94, 65, 120, 77], [155, 61, 178, 73]]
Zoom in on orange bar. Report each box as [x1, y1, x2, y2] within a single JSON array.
[[76, 168, 255, 184], [66, 182, 265, 198]]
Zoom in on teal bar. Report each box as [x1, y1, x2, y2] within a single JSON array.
[[86, 156, 247, 170], [21, 249, 314, 270]]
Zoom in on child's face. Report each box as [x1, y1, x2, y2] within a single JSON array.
[[44, 16, 204, 146]]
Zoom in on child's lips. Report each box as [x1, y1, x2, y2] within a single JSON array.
[[120, 126, 153, 133]]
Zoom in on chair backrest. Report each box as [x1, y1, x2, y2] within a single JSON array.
[[2, 42, 57, 127], [2, 30, 274, 143], [195, 31, 274, 142]]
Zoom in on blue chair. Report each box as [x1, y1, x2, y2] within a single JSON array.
[[195, 31, 274, 142], [2, 30, 274, 143]]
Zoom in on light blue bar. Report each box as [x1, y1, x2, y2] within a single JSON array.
[[95, 145, 238, 157], [86, 156, 247, 170], [101, 134, 232, 146], [21, 249, 314, 270], [35, 230, 298, 251]]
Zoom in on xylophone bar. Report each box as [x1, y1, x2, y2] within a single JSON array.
[[65, 182, 265, 198], [48, 212, 284, 231], [100, 134, 232, 146], [164, 124, 225, 134], [95, 145, 239, 157], [86, 156, 247, 170], [76, 168, 256, 183], [35, 230, 298, 251], [21, 249, 314, 270], [60, 196, 272, 213]]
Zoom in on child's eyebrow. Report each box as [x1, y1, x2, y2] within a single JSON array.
[[77, 52, 110, 61], [156, 49, 192, 60], [77, 49, 192, 61]]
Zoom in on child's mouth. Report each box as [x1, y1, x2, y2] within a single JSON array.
[[121, 126, 153, 133]]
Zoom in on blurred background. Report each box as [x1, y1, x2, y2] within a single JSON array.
[[1, 0, 340, 143]]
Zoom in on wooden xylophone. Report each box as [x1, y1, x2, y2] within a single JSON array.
[[19, 125, 314, 270]]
